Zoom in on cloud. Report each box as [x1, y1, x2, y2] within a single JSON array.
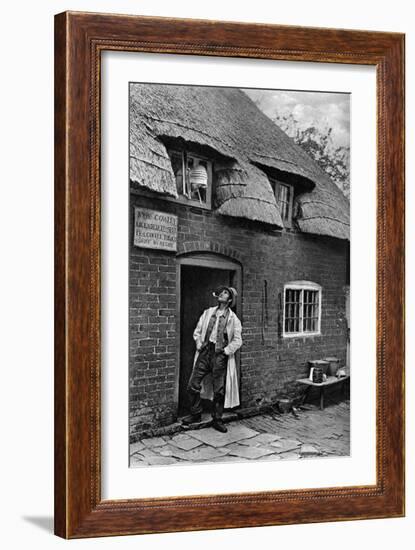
[[244, 88, 350, 149]]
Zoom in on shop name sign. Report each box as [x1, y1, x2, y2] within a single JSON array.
[[133, 207, 178, 252]]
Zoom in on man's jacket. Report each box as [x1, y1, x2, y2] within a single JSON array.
[[193, 306, 242, 408]]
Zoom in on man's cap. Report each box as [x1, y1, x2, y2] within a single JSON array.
[[212, 286, 238, 308]]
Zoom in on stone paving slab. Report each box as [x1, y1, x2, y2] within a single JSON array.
[[239, 433, 282, 446], [144, 456, 178, 466], [208, 455, 246, 463], [170, 433, 203, 451], [300, 444, 321, 457], [270, 439, 302, 454], [225, 443, 276, 460], [157, 443, 186, 457], [277, 452, 302, 460], [257, 454, 282, 461], [130, 441, 145, 454], [187, 424, 259, 448], [130, 454, 149, 466], [176, 446, 230, 462], [155, 443, 230, 462], [141, 436, 167, 448], [134, 448, 161, 460]]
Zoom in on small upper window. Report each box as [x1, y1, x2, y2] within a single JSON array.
[[269, 178, 294, 226], [283, 281, 322, 337], [168, 149, 213, 208]]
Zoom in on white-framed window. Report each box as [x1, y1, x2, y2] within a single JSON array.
[[283, 281, 322, 337], [168, 149, 213, 208], [269, 178, 294, 226]]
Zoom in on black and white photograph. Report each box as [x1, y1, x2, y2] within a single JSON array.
[[128, 82, 351, 467]]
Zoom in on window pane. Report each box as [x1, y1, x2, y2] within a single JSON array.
[[285, 287, 303, 333], [278, 184, 291, 221], [279, 185, 287, 203], [169, 152, 184, 195], [282, 202, 288, 221], [302, 290, 319, 332]]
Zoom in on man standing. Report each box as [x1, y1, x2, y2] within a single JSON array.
[[182, 286, 242, 433]]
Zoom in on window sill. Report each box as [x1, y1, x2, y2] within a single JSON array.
[[130, 186, 212, 211], [282, 332, 321, 339], [171, 195, 212, 211]]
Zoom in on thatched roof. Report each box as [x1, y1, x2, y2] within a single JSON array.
[[130, 84, 349, 239], [214, 160, 283, 225]]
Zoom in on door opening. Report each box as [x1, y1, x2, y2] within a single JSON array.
[[178, 263, 238, 416]]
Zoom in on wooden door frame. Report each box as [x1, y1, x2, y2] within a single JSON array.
[[175, 253, 243, 411]]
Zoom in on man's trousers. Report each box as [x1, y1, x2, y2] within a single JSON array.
[[187, 342, 227, 420]]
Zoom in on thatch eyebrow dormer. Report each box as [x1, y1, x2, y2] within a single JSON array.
[[213, 159, 283, 227], [129, 83, 350, 240]]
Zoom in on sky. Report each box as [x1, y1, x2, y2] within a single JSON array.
[[244, 88, 350, 150]]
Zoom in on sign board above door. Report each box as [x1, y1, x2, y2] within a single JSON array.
[[133, 207, 178, 252]]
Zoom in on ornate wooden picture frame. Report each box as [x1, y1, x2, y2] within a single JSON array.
[[54, 11, 405, 538]]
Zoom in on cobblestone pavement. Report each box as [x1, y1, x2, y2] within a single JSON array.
[[130, 397, 350, 467]]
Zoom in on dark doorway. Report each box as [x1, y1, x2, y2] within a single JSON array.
[[179, 264, 236, 416]]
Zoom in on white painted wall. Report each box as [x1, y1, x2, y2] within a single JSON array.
[[0, 0, 412, 548]]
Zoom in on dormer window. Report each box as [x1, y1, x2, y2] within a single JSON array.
[[168, 149, 213, 208], [269, 178, 294, 226]]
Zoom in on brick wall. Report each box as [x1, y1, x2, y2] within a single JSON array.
[[129, 192, 349, 438]]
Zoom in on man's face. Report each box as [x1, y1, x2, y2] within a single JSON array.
[[217, 289, 231, 305]]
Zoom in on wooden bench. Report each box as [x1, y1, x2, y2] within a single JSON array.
[[297, 375, 350, 410]]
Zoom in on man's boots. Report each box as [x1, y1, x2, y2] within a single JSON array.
[[181, 413, 202, 425], [212, 419, 227, 433]]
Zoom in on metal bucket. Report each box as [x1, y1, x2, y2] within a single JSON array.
[[324, 357, 340, 376], [308, 359, 330, 376]]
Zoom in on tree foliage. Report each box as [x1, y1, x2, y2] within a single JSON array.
[[274, 113, 350, 199]]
